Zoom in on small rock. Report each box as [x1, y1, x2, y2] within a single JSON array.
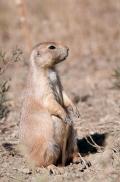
[[19, 167, 32, 174]]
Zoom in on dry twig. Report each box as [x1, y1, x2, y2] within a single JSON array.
[[15, 0, 32, 52]]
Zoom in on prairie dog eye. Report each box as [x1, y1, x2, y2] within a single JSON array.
[[48, 45, 56, 50]]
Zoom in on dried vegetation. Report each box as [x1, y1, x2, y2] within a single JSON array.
[[0, 0, 120, 182]]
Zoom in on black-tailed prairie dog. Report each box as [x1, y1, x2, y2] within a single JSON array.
[[20, 42, 80, 167]]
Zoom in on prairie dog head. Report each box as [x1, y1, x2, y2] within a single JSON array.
[[30, 42, 69, 68]]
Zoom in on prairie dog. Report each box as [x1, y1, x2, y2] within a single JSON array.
[[20, 42, 80, 167]]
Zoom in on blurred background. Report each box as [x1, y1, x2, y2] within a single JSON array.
[[0, 0, 120, 181], [0, 0, 120, 105], [1, 0, 120, 57]]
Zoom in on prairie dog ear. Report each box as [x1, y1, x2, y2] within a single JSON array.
[[36, 50, 41, 57], [31, 49, 42, 60]]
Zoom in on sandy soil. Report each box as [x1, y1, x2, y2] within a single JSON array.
[[0, 0, 120, 181]]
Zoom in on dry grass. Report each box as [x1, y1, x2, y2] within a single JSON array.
[[0, 81, 9, 119], [0, 0, 120, 181], [113, 68, 120, 89]]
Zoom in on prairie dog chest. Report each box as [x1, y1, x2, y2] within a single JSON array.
[[48, 69, 63, 103], [49, 69, 58, 85]]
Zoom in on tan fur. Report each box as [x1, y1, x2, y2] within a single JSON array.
[[20, 42, 80, 167]]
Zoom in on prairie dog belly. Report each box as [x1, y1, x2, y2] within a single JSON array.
[[52, 115, 66, 147], [49, 70, 66, 147]]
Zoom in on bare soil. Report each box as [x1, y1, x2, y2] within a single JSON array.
[[0, 1, 120, 181]]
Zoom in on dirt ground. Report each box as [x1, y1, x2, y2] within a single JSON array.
[[0, 0, 120, 181]]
